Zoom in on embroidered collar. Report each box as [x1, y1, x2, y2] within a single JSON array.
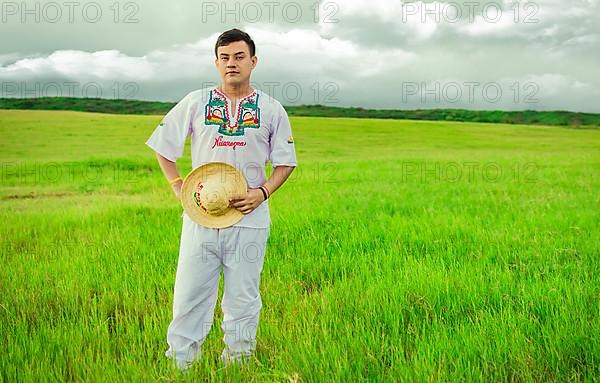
[[213, 86, 256, 101], [213, 87, 257, 128]]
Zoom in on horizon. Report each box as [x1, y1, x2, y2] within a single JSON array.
[[1, 95, 599, 116]]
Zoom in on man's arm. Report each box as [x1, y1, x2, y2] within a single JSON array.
[[155, 152, 183, 199], [230, 165, 295, 214], [263, 165, 295, 197]]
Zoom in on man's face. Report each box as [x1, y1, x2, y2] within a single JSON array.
[[215, 40, 257, 88]]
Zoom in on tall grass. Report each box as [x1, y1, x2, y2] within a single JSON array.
[[1, 109, 598, 381]]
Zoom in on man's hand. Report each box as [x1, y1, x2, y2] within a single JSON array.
[[229, 189, 266, 214]]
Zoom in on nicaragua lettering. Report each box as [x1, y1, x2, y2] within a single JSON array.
[[212, 135, 247, 150]]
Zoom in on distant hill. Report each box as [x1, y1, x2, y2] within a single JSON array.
[[1, 97, 598, 128]]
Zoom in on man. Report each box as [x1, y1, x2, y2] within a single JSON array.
[[145, 28, 297, 370]]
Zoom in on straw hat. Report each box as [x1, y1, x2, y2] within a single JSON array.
[[180, 162, 248, 228]]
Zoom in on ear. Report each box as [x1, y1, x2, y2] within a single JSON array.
[[214, 58, 219, 68], [251, 56, 258, 69]]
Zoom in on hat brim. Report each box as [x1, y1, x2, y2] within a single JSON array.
[[180, 162, 248, 228]]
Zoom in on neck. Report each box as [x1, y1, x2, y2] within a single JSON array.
[[219, 83, 253, 99]]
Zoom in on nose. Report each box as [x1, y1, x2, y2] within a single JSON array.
[[226, 57, 237, 67]]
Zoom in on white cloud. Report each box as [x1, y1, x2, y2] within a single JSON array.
[[0, 28, 415, 84], [0, 0, 598, 112], [247, 27, 416, 79], [1, 50, 156, 80]]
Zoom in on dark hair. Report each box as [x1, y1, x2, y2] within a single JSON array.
[[214, 28, 256, 58]]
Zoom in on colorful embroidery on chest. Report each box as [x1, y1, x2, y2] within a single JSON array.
[[205, 89, 261, 136]]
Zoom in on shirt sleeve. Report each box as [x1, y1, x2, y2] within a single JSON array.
[[145, 93, 194, 162], [269, 103, 298, 167]]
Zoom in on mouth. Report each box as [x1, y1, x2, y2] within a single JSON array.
[[226, 71, 239, 76]]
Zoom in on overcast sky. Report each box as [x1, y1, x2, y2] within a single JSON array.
[[1, 0, 598, 112]]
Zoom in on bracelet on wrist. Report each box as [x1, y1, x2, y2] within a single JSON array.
[[169, 176, 182, 185], [258, 186, 268, 201]]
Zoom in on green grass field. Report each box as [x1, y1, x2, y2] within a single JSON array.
[[1, 109, 598, 382]]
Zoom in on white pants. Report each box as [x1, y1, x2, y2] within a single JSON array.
[[165, 212, 270, 367]]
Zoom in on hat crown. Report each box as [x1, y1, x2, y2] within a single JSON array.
[[198, 178, 233, 216], [182, 162, 247, 228]]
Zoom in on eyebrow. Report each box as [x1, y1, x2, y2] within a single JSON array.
[[219, 51, 246, 57]]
